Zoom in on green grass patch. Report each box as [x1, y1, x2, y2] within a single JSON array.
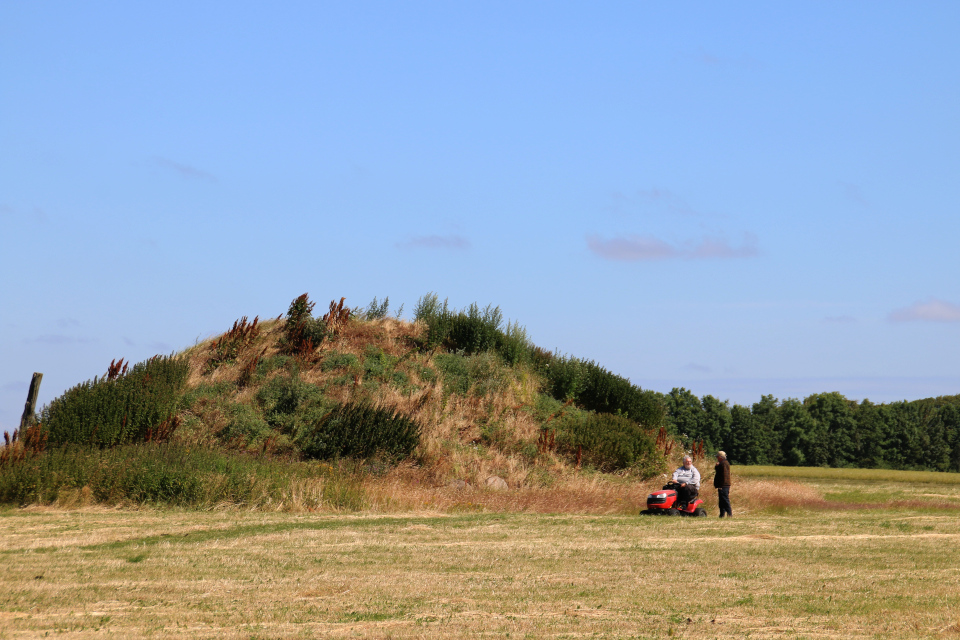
[[736, 465, 960, 484]]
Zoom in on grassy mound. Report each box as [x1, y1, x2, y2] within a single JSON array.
[[1, 294, 672, 509]]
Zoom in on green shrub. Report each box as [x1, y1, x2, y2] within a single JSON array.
[[219, 403, 272, 447], [322, 350, 360, 372], [556, 412, 663, 474], [299, 402, 420, 461], [413, 294, 533, 365], [434, 353, 471, 395], [180, 380, 237, 408], [414, 363, 436, 383], [390, 370, 411, 389], [539, 356, 664, 427], [362, 296, 391, 320], [256, 354, 293, 377], [256, 375, 323, 419], [281, 294, 326, 356], [40, 355, 190, 447], [0, 443, 366, 509], [255, 375, 330, 440], [362, 345, 396, 380], [433, 352, 511, 397]]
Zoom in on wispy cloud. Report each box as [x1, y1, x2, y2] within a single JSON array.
[[587, 234, 676, 261], [24, 334, 97, 345], [587, 234, 758, 262], [683, 362, 712, 374], [889, 298, 960, 323], [154, 157, 217, 182], [824, 315, 857, 324], [396, 235, 470, 250]]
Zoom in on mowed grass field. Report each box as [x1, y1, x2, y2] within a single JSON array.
[[3, 468, 960, 639]]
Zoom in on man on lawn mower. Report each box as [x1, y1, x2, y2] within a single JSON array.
[[671, 456, 701, 506]]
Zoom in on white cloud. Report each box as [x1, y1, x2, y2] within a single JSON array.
[[889, 298, 960, 323], [587, 234, 758, 262], [587, 234, 676, 261]]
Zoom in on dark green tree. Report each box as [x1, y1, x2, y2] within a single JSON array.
[[805, 392, 858, 467], [751, 395, 782, 464], [854, 400, 887, 468], [700, 395, 732, 453], [728, 404, 768, 465], [778, 399, 817, 467], [664, 387, 705, 442]]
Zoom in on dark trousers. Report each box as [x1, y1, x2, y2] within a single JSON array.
[[677, 485, 698, 505], [718, 486, 732, 517]]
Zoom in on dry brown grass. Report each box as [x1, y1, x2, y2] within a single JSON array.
[[3, 505, 960, 639], [728, 477, 826, 510], [361, 473, 836, 517], [364, 464, 657, 514]]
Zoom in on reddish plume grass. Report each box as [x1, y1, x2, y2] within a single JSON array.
[[690, 439, 706, 462], [323, 297, 350, 335], [655, 426, 674, 458], [208, 316, 261, 369], [237, 347, 267, 388], [106, 358, 129, 381], [0, 423, 47, 466], [144, 415, 181, 443]]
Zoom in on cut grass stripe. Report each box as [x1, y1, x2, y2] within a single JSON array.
[[736, 465, 960, 484]]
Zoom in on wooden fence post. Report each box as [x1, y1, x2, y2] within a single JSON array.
[[19, 372, 43, 429]]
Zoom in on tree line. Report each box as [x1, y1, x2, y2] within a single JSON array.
[[662, 388, 960, 472]]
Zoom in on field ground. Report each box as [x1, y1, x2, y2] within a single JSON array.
[[2, 471, 960, 639]]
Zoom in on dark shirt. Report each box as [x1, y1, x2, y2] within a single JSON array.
[[714, 458, 731, 487]]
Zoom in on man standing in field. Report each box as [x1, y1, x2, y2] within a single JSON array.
[[715, 451, 732, 518]]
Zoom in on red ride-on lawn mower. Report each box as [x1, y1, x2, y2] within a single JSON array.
[[640, 481, 708, 517]]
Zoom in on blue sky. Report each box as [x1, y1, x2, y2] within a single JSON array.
[[3, 2, 959, 433]]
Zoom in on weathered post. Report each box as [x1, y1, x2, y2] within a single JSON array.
[[19, 372, 43, 429]]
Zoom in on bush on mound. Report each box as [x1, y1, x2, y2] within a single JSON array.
[[299, 402, 420, 461], [40, 355, 189, 447], [557, 412, 664, 474]]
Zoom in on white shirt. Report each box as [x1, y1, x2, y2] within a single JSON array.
[[672, 464, 701, 489]]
